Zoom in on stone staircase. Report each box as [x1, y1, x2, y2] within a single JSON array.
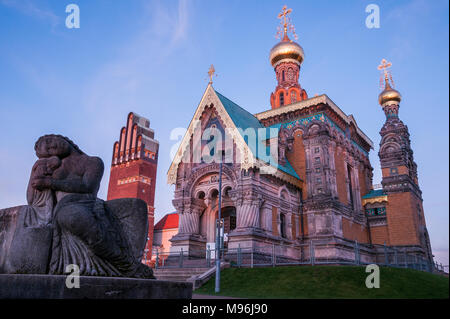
[[152, 260, 230, 290]]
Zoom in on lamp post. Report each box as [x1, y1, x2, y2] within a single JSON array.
[[215, 150, 225, 293]]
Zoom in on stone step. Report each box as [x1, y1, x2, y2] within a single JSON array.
[[154, 272, 207, 279], [161, 260, 211, 266], [154, 274, 203, 281], [154, 273, 206, 278], [153, 267, 210, 283], [154, 275, 194, 282], [153, 269, 209, 274], [154, 268, 209, 273]]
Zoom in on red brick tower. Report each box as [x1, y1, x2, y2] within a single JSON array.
[[107, 112, 159, 263], [377, 60, 432, 261], [269, 6, 308, 109]]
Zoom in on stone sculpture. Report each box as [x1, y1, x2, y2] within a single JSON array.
[[0, 134, 154, 279]]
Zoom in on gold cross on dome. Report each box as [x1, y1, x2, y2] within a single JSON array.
[[208, 64, 216, 84], [378, 59, 395, 89], [276, 5, 298, 40], [378, 59, 392, 77], [278, 5, 292, 28]]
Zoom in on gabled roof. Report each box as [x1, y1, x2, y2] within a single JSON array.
[[254, 94, 374, 150], [154, 212, 178, 230], [167, 84, 302, 187], [216, 91, 265, 132], [215, 91, 300, 180]]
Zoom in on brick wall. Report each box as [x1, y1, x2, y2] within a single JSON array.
[[342, 217, 369, 243], [334, 147, 348, 205], [382, 165, 409, 178], [107, 159, 158, 262], [286, 133, 307, 200], [107, 160, 157, 208], [369, 225, 390, 245], [272, 206, 279, 237], [385, 192, 420, 246], [358, 166, 368, 198]]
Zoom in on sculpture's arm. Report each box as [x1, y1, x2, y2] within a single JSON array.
[[26, 178, 34, 205], [26, 161, 40, 204], [49, 157, 104, 194]]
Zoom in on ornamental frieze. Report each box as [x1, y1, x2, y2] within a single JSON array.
[[183, 163, 238, 196]]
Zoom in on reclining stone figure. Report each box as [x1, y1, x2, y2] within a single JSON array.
[[0, 134, 154, 279]]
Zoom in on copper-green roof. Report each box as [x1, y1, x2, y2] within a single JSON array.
[[215, 90, 300, 180], [362, 189, 386, 199]]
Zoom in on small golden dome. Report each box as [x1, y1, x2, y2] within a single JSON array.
[[378, 80, 401, 105], [269, 38, 304, 67]]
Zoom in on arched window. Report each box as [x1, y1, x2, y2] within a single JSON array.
[[197, 191, 206, 200], [224, 186, 232, 197], [211, 189, 219, 199], [302, 90, 307, 100], [290, 91, 297, 103], [282, 70, 285, 82], [280, 214, 286, 238], [287, 68, 294, 81], [347, 164, 354, 209], [279, 92, 285, 106], [222, 207, 236, 232]]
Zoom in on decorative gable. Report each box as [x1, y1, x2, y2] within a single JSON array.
[[167, 85, 302, 187], [167, 85, 255, 184]]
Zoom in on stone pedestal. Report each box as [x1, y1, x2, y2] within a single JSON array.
[[0, 274, 192, 299], [169, 233, 206, 258], [227, 228, 300, 262], [227, 228, 266, 250]]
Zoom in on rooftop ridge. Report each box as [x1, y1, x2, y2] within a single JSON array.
[[254, 94, 374, 149]]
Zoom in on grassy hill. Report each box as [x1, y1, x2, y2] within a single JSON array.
[[195, 266, 449, 299]]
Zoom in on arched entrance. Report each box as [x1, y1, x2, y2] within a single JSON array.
[[199, 195, 236, 246], [221, 206, 236, 249], [171, 164, 238, 256], [196, 184, 236, 251], [222, 206, 237, 234]]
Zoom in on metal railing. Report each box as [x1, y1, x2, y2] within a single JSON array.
[[149, 241, 447, 274], [151, 247, 216, 269]]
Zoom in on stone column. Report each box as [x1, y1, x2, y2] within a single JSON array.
[[343, 149, 353, 209], [352, 162, 363, 214], [170, 198, 206, 257], [237, 200, 260, 229], [178, 208, 202, 234], [265, 205, 273, 232], [286, 212, 293, 239], [178, 212, 188, 234], [175, 199, 205, 235], [258, 203, 268, 231], [303, 140, 314, 198], [328, 141, 338, 198]]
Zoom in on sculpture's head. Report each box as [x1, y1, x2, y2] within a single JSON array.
[[35, 135, 85, 159]]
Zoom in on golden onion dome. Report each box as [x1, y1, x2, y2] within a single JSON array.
[[269, 37, 304, 67], [378, 80, 402, 106]]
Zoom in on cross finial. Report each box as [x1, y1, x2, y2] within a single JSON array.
[[378, 58, 395, 89], [276, 5, 298, 41], [208, 64, 216, 84]]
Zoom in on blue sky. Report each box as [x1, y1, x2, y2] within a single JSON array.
[[0, 0, 448, 265]]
